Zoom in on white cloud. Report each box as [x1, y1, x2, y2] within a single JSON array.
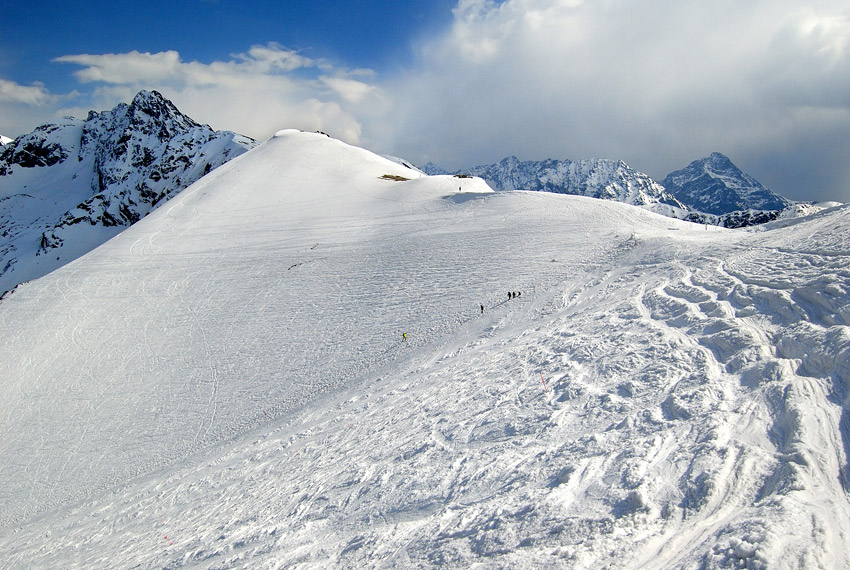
[[382, 0, 850, 202], [239, 44, 315, 73], [0, 79, 52, 106], [55, 51, 182, 84], [0, 79, 64, 137], [52, 44, 385, 144], [320, 75, 380, 103]]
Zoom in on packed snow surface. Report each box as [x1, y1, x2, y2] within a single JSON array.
[[1, 131, 849, 568]]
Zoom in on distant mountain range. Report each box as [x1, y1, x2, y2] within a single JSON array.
[[425, 156, 686, 209], [0, 90, 255, 295], [425, 151, 804, 227]]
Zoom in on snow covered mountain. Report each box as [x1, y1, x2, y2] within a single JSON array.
[[425, 156, 686, 209], [0, 90, 255, 295], [661, 152, 792, 215], [1, 131, 849, 568]]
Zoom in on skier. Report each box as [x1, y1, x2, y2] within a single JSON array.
[[480, 304, 485, 314], [402, 332, 407, 342]]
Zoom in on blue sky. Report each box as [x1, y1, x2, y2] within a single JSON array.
[[2, 1, 455, 89], [2, 1, 850, 203]]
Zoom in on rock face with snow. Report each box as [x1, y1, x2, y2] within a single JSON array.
[[0, 90, 255, 295], [426, 156, 686, 208], [2, 131, 849, 568], [661, 152, 791, 215]]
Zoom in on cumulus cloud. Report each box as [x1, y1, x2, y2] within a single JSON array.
[[0, 79, 52, 106], [383, 0, 850, 202], [53, 44, 384, 144], [0, 79, 63, 137]]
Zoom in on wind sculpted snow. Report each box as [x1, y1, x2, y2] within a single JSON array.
[[1, 131, 849, 568]]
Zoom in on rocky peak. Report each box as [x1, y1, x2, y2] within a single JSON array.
[[0, 118, 80, 173], [126, 90, 200, 139], [0, 90, 256, 295], [662, 153, 791, 215]]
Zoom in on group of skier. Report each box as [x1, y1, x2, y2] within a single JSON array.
[[407, 289, 524, 341], [479, 290, 522, 315]]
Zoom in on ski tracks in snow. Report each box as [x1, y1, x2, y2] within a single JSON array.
[[3, 186, 850, 568]]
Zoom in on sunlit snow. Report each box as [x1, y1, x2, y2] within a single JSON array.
[[1, 131, 848, 568]]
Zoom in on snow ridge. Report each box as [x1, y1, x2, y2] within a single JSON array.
[[0, 90, 256, 295]]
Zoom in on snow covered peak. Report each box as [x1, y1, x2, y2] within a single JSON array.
[[0, 91, 256, 295], [662, 152, 791, 215], [705, 151, 735, 167], [422, 161, 449, 175], [0, 135, 12, 146], [82, 89, 204, 153]]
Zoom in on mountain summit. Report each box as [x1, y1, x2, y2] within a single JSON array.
[[0, 90, 255, 295], [661, 152, 791, 215]]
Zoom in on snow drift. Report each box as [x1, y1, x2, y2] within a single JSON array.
[[1, 131, 849, 568]]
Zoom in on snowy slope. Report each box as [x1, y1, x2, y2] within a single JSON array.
[[662, 152, 792, 215], [1, 132, 849, 569], [0, 91, 255, 296], [0, 135, 12, 146], [426, 156, 685, 209]]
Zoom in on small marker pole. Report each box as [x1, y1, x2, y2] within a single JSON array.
[[540, 372, 547, 392]]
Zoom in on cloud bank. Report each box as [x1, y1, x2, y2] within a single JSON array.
[[386, 0, 850, 202]]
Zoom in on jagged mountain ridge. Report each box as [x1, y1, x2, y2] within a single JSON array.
[[425, 152, 808, 227], [0, 90, 256, 295], [661, 151, 791, 215], [425, 156, 686, 208]]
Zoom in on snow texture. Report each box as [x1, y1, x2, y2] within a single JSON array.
[[0, 90, 256, 296], [1, 131, 849, 569]]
